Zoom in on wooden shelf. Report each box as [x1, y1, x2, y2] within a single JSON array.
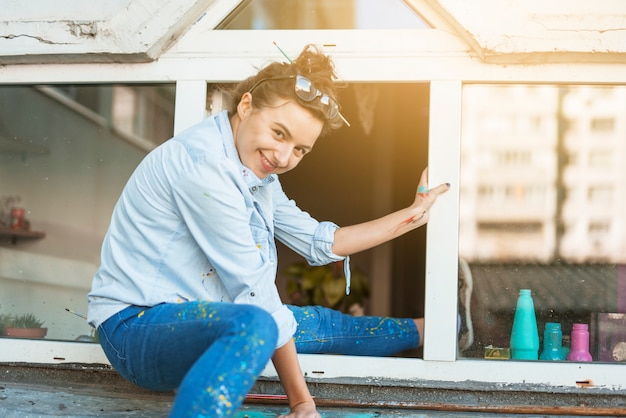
[[0, 227, 45, 244]]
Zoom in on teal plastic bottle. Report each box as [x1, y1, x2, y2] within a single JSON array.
[[539, 322, 565, 361], [510, 289, 540, 360]]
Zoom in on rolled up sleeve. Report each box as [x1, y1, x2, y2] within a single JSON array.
[[272, 181, 345, 266]]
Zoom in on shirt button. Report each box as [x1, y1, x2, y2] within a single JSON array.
[[250, 186, 258, 193], [250, 292, 255, 297]]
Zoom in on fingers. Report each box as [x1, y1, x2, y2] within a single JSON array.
[[416, 167, 450, 200], [417, 182, 450, 197], [429, 182, 451, 196]]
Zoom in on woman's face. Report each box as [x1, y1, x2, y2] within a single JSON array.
[[233, 93, 323, 179]]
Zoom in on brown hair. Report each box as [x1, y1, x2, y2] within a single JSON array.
[[226, 44, 343, 137]]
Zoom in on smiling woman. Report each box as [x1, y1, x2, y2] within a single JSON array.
[[84, 44, 449, 417]]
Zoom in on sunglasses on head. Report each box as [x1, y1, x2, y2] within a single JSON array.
[[248, 74, 350, 126]]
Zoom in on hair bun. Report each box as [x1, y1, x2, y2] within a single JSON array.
[[293, 44, 336, 80]]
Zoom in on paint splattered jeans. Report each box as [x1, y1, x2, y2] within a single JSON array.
[[288, 305, 420, 356], [98, 302, 420, 417], [98, 302, 277, 417]]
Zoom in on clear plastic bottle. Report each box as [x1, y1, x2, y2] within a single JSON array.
[[510, 289, 539, 360], [540, 322, 565, 361], [566, 323, 592, 362]]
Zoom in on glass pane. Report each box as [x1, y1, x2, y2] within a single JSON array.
[[218, 0, 429, 29], [458, 84, 626, 363], [0, 84, 174, 342]]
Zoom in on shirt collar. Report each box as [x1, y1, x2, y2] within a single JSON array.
[[215, 110, 277, 189]]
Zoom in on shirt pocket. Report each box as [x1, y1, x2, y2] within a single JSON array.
[[250, 221, 271, 263]]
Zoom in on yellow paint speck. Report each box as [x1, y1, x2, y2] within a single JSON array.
[[218, 394, 232, 408], [138, 311, 145, 318]]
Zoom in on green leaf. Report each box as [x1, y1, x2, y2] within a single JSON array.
[[322, 274, 346, 308], [301, 266, 327, 290], [283, 262, 307, 277]]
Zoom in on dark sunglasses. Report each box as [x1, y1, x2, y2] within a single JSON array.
[[248, 74, 350, 126]]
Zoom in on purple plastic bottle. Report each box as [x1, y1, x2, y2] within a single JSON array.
[[566, 323, 592, 362]]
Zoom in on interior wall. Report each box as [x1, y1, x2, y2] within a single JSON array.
[[0, 86, 145, 340]]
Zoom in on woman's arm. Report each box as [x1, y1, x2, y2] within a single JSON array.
[[332, 168, 450, 257], [273, 339, 320, 418]]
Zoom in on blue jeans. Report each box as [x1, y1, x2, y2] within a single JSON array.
[[98, 302, 419, 417], [288, 305, 420, 356]]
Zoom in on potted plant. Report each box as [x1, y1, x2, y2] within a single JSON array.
[[284, 260, 370, 315], [0, 312, 11, 336], [2, 313, 47, 339]]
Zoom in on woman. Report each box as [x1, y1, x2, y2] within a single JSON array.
[[88, 44, 449, 417]]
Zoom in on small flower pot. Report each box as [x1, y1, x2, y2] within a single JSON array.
[[3, 327, 47, 339]]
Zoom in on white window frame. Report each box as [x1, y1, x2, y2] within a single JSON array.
[[1, 29, 624, 390]]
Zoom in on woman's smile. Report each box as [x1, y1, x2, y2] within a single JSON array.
[[259, 151, 278, 173]]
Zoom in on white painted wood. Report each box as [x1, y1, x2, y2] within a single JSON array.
[[2, 1, 626, 64], [0, 339, 109, 364], [423, 81, 462, 362], [270, 354, 626, 390], [0, 0, 217, 64], [436, 0, 626, 60], [173, 80, 208, 134], [1, 30, 626, 84]]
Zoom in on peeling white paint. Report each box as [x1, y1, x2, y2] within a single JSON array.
[[0, 0, 224, 64], [1, 0, 626, 65]]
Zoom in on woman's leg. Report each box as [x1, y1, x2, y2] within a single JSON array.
[[288, 305, 420, 356], [98, 301, 277, 417]]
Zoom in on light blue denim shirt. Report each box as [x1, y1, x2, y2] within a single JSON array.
[[88, 111, 348, 348]]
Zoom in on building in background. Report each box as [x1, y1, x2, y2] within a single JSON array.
[[460, 85, 626, 264]]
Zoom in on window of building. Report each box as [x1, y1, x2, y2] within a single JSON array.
[[588, 221, 610, 236], [496, 150, 532, 166], [590, 117, 615, 132], [588, 150, 613, 167], [588, 185, 614, 203]]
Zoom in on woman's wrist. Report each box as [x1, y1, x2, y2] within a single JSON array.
[[289, 394, 315, 409], [289, 398, 317, 414]]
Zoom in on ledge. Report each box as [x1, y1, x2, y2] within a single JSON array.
[[1, 363, 625, 416]]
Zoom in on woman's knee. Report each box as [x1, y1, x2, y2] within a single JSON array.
[[228, 304, 278, 346]]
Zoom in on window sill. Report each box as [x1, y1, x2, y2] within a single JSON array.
[[1, 361, 624, 417]]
